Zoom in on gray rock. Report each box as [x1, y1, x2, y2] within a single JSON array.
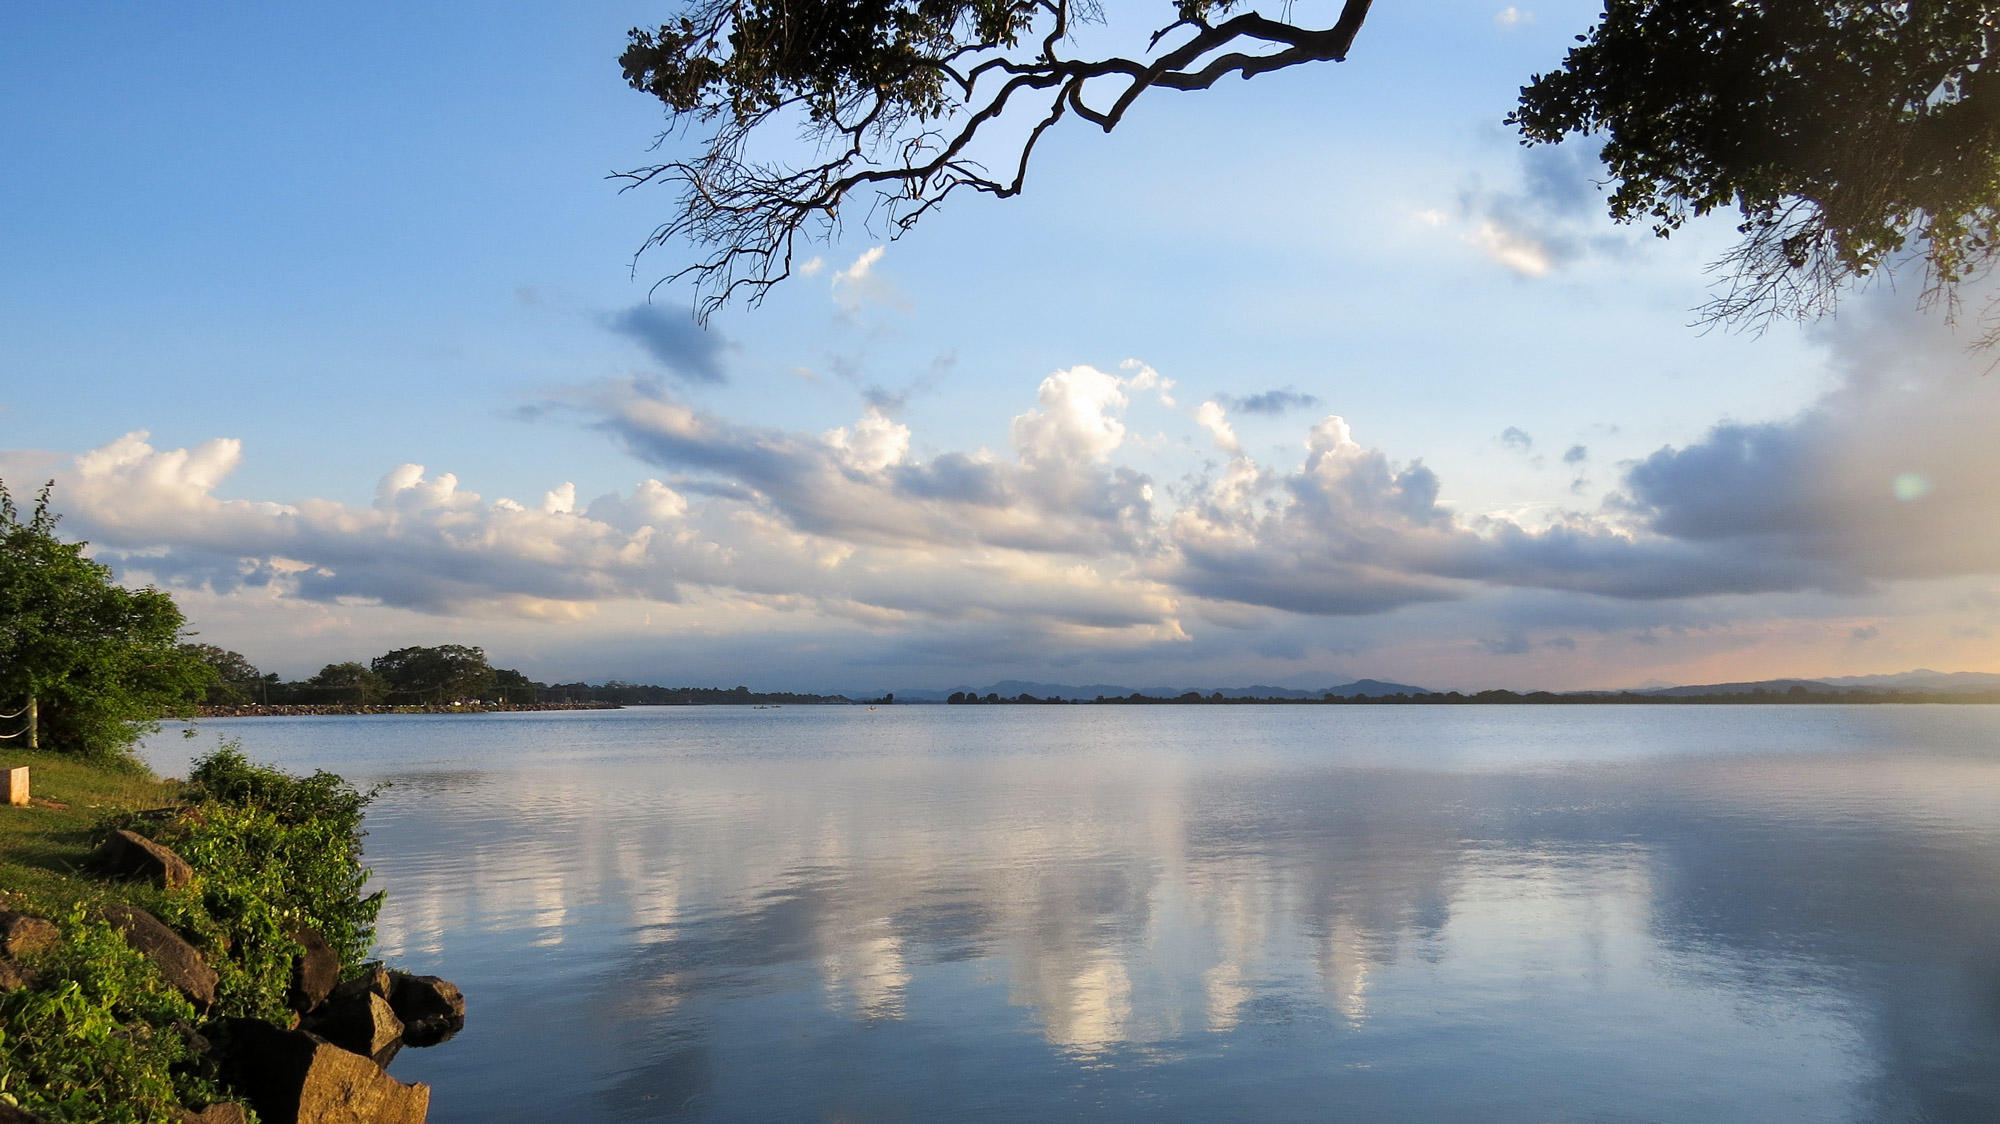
[[222, 1019, 429, 1124], [290, 927, 340, 1012], [101, 904, 217, 1011], [89, 828, 194, 889], [387, 972, 464, 1047], [0, 911, 58, 958]]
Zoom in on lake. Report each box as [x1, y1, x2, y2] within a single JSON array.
[[141, 705, 2000, 1122]]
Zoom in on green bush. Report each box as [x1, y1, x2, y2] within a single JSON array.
[[184, 746, 374, 828], [0, 910, 222, 1124], [149, 746, 384, 1018], [2, 746, 386, 1120]]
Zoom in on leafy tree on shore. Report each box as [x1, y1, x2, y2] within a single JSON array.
[[0, 481, 207, 760]]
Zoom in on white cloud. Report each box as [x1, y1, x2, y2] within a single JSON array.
[[1011, 366, 1131, 466], [1468, 221, 1553, 278], [1195, 401, 1242, 455], [33, 305, 2000, 686], [824, 409, 911, 474], [831, 246, 894, 310], [1494, 6, 1533, 26]]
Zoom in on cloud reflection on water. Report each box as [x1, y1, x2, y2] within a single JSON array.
[[160, 707, 2000, 1122]]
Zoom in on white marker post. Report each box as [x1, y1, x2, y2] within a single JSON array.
[[3, 767, 26, 807]]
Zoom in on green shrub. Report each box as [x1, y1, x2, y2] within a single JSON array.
[[2, 746, 385, 1120], [185, 745, 374, 828], [148, 746, 384, 1017], [0, 910, 222, 1124]]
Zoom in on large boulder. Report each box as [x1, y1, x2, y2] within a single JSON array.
[[0, 911, 58, 958], [88, 828, 194, 889], [305, 988, 405, 1063], [290, 928, 340, 1012], [329, 963, 392, 1006], [182, 1105, 250, 1124], [222, 1020, 429, 1124], [387, 973, 464, 1047], [101, 905, 217, 1011]]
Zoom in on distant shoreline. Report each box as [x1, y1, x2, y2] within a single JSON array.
[[194, 701, 623, 717], [939, 690, 2000, 705], [190, 693, 2000, 716]]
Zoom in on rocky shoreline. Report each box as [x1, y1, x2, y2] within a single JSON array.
[[196, 701, 620, 718], [2, 825, 464, 1124]]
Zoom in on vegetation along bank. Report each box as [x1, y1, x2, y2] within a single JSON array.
[[0, 746, 463, 1123], [2, 482, 462, 1121]]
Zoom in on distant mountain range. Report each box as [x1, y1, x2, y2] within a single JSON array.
[[1610, 670, 2000, 697], [881, 669, 2000, 702], [889, 678, 1431, 702]]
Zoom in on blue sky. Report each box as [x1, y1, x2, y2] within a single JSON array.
[[5, 1, 1997, 692]]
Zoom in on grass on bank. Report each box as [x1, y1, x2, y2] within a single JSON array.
[[0, 749, 182, 919], [2, 745, 386, 1123]]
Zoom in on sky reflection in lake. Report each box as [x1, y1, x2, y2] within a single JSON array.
[[144, 706, 2000, 1122]]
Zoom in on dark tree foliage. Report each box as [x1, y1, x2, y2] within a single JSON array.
[[623, 0, 2000, 334], [301, 661, 390, 705], [369, 644, 499, 705], [491, 667, 540, 704], [1513, 1, 2000, 332], [0, 482, 207, 760], [179, 643, 275, 706], [619, 0, 1374, 315], [539, 680, 854, 704]]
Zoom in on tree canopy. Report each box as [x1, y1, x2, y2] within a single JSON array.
[[621, 0, 2000, 330], [0, 482, 207, 760], [302, 661, 391, 706], [179, 643, 277, 706], [1513, 1, 2000, 333], [369, 644, 500, 706]]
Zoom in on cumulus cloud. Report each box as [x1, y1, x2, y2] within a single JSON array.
[[33, 299, 2000, 685], [56, 431, 1179, 644], [1195, 401, 1242, 454], [1615, 296, 2000, 589], [589, 364, 1163, 557], [1494, 6, 1532, 26], [606, 305, 729, 384]]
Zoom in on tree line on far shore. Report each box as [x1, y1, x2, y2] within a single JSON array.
[[183, 644, 873, 708], [182, 643, 542, 707]]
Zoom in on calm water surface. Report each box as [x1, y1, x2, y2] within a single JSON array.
[[142, 706, 2000, 1122]]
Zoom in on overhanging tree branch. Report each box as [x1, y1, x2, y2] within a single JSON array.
[[615, 0, 1374, 318]]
